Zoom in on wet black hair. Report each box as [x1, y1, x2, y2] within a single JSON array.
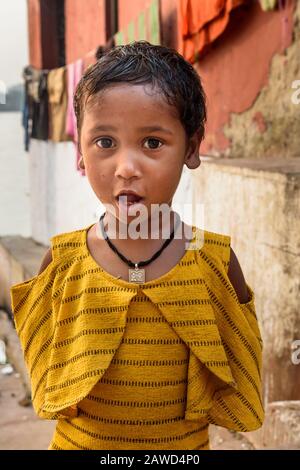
[[74, 40, 207, 144]]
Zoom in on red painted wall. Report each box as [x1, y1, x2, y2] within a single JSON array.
[[193, 1, 295, 154], [27, 0, 42, 68], [65, 0, 106, 64], [118, 0, 152, 30]]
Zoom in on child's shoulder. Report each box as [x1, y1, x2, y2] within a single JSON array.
[[50, 223, 93, 253], [11, 223, 93, 295], [36, 223, 93, 276], [200, 227, 231, 247], [194, 226, 231, 273]]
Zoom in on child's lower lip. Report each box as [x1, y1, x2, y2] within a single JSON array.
[[116, 197, 145, 215]]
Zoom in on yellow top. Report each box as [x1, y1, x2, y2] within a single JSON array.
[[10, 223, 264, 450]]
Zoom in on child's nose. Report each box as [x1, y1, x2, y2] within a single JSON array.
[[114, 151, 142, 180]]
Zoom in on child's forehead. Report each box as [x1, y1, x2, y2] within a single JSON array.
[[85, 83, 172, 112], [83, 83, 180, 125]]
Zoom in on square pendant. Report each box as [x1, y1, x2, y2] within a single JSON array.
[[128, 267, 145, 283]]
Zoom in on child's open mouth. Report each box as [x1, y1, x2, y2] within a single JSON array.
[[115, 192, 145, 215]]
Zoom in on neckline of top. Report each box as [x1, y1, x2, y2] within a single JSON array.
[[82, 221, 198, 290]]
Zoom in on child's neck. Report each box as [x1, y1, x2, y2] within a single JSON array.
[[101, 210, 182, 255]]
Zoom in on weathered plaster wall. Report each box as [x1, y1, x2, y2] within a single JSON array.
[[193, 0, 297, 158], [192, 157, 300, 403], [224, 1, 300, 158]]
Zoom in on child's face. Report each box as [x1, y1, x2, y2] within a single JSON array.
[[80, 83, 200, 223]]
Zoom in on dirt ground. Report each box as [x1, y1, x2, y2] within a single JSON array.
[[0, 367, 56, 450]]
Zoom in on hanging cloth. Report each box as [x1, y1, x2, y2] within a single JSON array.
[[65, 59, 84, 175], [30, 69, 49, 141], [259, 0, 277, 11], [181, 0, 246, 63], [47, 67, 71, 142], [22, 65, 34, 151]]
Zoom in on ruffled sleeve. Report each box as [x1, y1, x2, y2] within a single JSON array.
[[205, 235, 264, 432], [141, 228, 264, 433], [10, 228, 138, 421], [10, 258, 64, 420]]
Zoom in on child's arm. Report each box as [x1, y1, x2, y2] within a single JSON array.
[[227, 247, 250, 304], [204, 240, 264, 432], [38, 248, 52, 274], [10, 243, 58, 419]]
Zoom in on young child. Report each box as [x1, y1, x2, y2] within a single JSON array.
[[10, 41, 264, 450]]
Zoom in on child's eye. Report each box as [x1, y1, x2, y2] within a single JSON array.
[[96, 138, 114, 149], [144, 138, 163, 150]]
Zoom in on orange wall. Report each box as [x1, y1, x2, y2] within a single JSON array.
[[118, 0, 152, 30], [65, 0, 106, 64], [27, 0, 42, 68]]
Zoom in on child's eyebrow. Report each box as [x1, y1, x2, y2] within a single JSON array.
[[88, 125, 117, 134], [88, 125, 174, 136], [138, 126, 174, 136]]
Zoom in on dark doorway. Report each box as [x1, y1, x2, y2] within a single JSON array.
[[105, 0, 118, 40], [40, 0, 66, 69]]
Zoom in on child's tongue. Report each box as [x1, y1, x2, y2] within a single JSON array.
[[119, 194, 141, 204]]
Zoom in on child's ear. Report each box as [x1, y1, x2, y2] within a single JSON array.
[[184, 130, 202, 169], [78, 156, 85, 170]]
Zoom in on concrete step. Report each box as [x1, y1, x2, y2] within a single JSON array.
[[0, 363, 55, 450], [0, 235, 48, 313]]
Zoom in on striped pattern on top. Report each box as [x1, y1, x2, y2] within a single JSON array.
[[49, 288, 209, 450], [10, 223, 264, 450]]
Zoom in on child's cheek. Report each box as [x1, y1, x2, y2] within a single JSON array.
[[86, 167, 109, 193]]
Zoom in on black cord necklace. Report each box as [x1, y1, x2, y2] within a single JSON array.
[[99, 212, 181, 283]]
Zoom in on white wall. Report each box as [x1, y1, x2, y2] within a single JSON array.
[[0, 0, 28, 88], [0, 2, 30, 237], [0, 112, 30, 237], [29, 140, 104, 245]]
